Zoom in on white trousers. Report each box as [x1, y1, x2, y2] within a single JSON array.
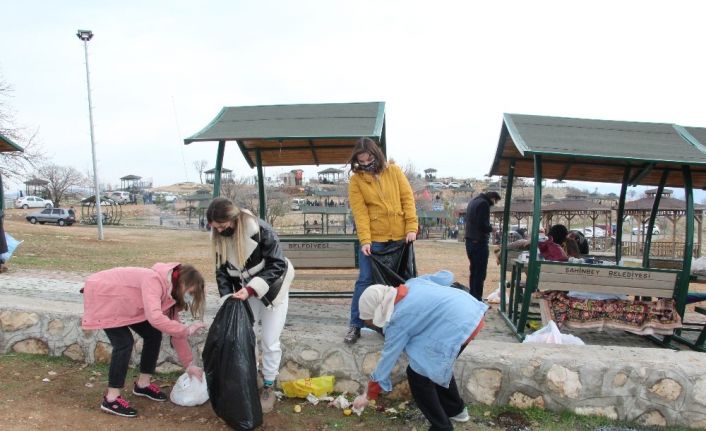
[[247, 294, 288, 382]]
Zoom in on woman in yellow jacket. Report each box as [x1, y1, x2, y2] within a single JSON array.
[[344, 137, 418, 344]]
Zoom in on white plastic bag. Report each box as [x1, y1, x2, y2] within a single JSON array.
[[522, 320, 584, 345], [0, 233, 22, 262], [169, 372, 209, 406]]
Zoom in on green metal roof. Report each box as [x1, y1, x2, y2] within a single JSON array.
[[0, 132, 24, 153], [489, 114, 706, 188], [184, 102, 386, 168]]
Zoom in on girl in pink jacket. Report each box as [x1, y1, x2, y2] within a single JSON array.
[[82, 262, 208, 418]]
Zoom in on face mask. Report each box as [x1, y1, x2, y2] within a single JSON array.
[[219, 227, 235, 237], [355, 159, 377, 172], [183, 292, 194, 306]]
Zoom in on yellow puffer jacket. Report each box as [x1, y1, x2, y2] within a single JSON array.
[[348, 163, 418, 245]]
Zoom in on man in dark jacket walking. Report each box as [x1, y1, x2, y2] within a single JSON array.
[[464, 191, 501, 301]]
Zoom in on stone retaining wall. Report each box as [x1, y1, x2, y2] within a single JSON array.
[[2, 307, 706, 428]]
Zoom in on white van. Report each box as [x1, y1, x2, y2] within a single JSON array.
[[291, 198, 306, 210], [110, 191, 130, 204]]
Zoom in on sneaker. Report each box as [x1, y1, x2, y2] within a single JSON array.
[[132, 382, 168, 402], [450, 406, 469, 423], [101, 396, 137, 418], [344, 326, 361, 344], [260, 385, 275, 413]]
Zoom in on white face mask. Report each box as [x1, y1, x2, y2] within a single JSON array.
[[183, 292, 194, 306]]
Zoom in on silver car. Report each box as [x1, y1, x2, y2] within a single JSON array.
[[25, 208, 76, 226]]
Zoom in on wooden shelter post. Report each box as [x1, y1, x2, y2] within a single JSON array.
[[516, 156, 542, 337], [212, 140, 225, 198], [643, 171, 668, 266], [256, 149, 266, 220], [499, 161, 515, 313], [615, 168, 630, 263]]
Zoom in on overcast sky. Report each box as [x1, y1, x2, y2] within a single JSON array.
[[2, 1, 705, 198]]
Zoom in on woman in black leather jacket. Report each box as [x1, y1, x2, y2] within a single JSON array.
[[206, 197, 294, 414]]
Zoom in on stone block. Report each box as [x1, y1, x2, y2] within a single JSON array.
[[575, 406, 618, 420], [1, 311, 39, 332], [636, 410, 667, 427], [63, 343, 85, 361], [321, 351, 344, 373], [47, 319, 65, 336], [12, 338, 49, 355], [508, 392, 544, 409], [334, 379, 361, 394], [300, 349, 320, 361], [94, 341, 112, 364], [612, 372, 628, 388], [362, 352, 381, 374], [278, 361, 310, 382], [546, 364, 581, 399], [649, 378, 682, 401], [467, 368, 502, 405]]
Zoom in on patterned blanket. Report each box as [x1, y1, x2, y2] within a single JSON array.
[[538, 291, 682, 336]]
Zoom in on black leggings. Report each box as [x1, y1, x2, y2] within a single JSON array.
[[406, 366, 465, 431], [104, 321, 162, 389]]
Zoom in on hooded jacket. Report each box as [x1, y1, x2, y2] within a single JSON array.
[[81, 262, 193, 366], [348, 163, 418, 245]]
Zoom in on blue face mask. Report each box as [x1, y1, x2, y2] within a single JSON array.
[[183, 292, 194, 306]]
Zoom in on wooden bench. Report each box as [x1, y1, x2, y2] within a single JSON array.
[[503, 260, 683, 343], [537, 262, 682, 341], [279, 235, 359, 298]]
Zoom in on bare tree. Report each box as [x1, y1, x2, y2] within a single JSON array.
[[36, 164, 88, 207], [0, 75, 45, 182], [221, 178, 288, 226], [193, 160, 208, 184]]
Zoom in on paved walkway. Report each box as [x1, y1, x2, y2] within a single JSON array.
[[0, 268, 700, 349]]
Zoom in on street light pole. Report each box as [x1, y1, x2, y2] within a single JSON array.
[[76, 29, 104, 240]]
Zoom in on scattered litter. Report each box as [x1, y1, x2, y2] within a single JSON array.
[[343, 408, 352, 416], [293, 404, 302, 413], [89, 377, 96, 381], [306, 393, 320, 405], [42, 378, 50, 382], [85, 383, 94, 388], [330, 394, 350, 409], [47, 371, 57, 376], [318, 396, 334, 402], [385, 407, 398, 415], [91, 371, 101, 376], [351, 405, 364, 416], [397, 401, 409, 411], [273, 390, 285, 401]]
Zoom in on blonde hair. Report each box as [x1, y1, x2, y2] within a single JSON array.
[[206, 197, 251, 268]]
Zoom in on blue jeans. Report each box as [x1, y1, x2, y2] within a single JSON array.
[[350, 241, 387, 328], [466, 239, 489, 302]]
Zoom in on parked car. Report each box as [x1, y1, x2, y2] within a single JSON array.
[[25, 208, 75, 226], [447, 182, 462, 188], [109, 191, 130, 204], [632, 225, 660, 235], [428, 182, 446, 189], [582, 226, 607, 238], [15, 195, 53, 209]]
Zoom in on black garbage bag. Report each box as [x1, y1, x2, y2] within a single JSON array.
[[369, 240, 417, 287], [202, 297, 262, 431]]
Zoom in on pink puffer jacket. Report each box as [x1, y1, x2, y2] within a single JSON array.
[[81, 262, 193, 366]]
